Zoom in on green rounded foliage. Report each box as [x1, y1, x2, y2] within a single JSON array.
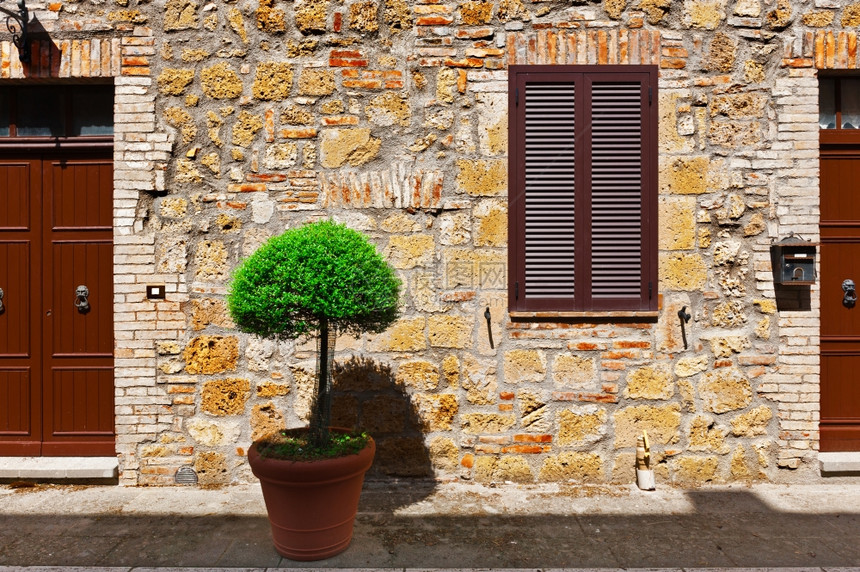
[[227, 220, 401, 340]]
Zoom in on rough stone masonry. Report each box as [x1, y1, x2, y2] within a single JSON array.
[[2, 0, 852, 485]]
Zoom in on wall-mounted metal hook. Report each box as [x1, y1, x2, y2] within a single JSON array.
[[484, 307, 494, 349], [678, 305, 691, 350]]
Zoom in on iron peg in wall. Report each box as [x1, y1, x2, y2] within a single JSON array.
[[484, 307, 494, 349], [678, 306, 691, 350]]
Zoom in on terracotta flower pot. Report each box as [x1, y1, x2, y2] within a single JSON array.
[[248, 432, 375, 561]]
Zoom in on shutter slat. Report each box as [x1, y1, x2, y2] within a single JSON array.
[[523, 82, 576, 298]]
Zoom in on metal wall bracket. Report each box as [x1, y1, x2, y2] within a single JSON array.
[[0, 0, 29, 63]]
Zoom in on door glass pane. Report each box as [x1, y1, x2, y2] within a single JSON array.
[[16, 87, 64, 136], [0, 88, 8, 136], [820, 78, 836, 129], [842, 78, 860, 129], [71, 87, 114, 136]]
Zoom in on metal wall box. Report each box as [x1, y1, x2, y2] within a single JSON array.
[[770, 236, 817, 286]]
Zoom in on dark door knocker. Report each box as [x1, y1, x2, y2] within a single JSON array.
[[843, 279, 856, 308], [75, 285, 90, 313]]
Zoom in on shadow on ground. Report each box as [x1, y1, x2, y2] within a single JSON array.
[[0, 488, 858, 568]]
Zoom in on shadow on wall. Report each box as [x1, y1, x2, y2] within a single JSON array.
[[330, 356, 435, 482]]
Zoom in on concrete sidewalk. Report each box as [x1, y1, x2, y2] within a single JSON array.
[[0, 480, 859, 569]]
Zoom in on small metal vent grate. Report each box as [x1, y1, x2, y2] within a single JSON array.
[[174, 466, 198, 485]]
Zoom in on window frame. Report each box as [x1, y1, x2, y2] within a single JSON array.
[[819, 75, 860, 146], [507, 65, 659, 315]]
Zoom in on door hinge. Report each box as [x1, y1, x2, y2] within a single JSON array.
[[515, 281, 519, 299], [515, 87, 519, 106]]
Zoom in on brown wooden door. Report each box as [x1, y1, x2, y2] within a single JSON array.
[[820, 146, 860, 452], [0, 152, 114, 456]]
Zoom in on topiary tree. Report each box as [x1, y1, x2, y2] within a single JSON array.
[[227, 220, 402, 449]]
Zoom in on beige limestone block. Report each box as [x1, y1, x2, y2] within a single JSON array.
[[157, 238, 187, 274], [381, 213, 421, 233], [242, 228, 273, 258], [175, 159, 203, 184], [624, 364, 674, 400], [659, 92, 695, 154], [436, 68, 458, 104], [414, 393, 459, 431], [476, 93, 507, 156], [638, 0, 671, 23], [710, 300, 747, 328], [743, 212, 766, 236], [366, 91, 410, 127], [245, 338, 274, 372], [730, 405, 773, 437], [456, 159, 507, 196], [474, 455, 533, 483], [706, 335, 750, 357], [504, 349, 546, 384], [552, 353, 597, 389], [460, 1, 494, 24], [710, 93, 768, 120], [753, 299, 777, 314], [519, 390, 550, 432], [428, 315, 473, 348], [604, 0, 626, 19], [656, 295, 690, 353], [396, 360, 440, 391], [157, 68, 194, 95], [674, 355, 709, 377], [439, 212, 471, 245], [699, 367, 752, 413], [384, 235, 434, 269], [295, 0, 330, 32], [368, 317, 426, 352], [684, 0, 726, 29], [410, 272, 450, 314], [164, 0, 198, 30], [703, 31, 735, 72], [473, 200, 507, 247], [429, 437, 459, 471], [442, 354, 460, 387], [191, 298, 234, 331], [462, 413, 515, 434], [539, 452, 604, 482], [299, 69, 335, 97], [256, 382, 290, 398], [187, 418, 241, 446], [160, 197, 188, 219], [671, 455, 719, 486], [659, 253, 707, 291], [660, 155, 711, 195], [461, 353, 497, 404], [755, 316, 770, 339], [320, 128, 381, 168], [201, 377, 250, 415], [659, 196, 696, 250], [613, 403, 681, 448], [362, 395, 407, 433], [688, 415, 728, 452], [201, 62, 243, 99], [184, 336, 239, 374], [730, 444, 754, 480], [194, 239, 229, 282], [263, 143, 298, 169], [194, 452, 229, 486], [734, 0, 760, 16], [289, 365, 316, 422], [231, 111, 263, 148], [349, 0, 379, 31], [558, 406, 606, 446], [251, 402, 287, 442]]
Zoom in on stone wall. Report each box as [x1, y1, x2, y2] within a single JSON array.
[[6, 0, 860, 485]]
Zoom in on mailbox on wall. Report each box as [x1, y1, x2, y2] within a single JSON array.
[[770, 235, 817, 286]]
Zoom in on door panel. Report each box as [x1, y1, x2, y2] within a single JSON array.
[[821, 150, 860, 451], [0, 160, 41, 453], [0, 153, 114, 456]]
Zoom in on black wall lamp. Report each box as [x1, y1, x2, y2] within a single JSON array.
[[0, 0, 29, 63]]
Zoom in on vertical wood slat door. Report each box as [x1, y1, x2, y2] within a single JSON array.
[[820, 148, 860, 452], [0, 154, 114, 456]]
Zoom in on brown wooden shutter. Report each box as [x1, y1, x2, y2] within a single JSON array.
[[509, 66, 657, 313]]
